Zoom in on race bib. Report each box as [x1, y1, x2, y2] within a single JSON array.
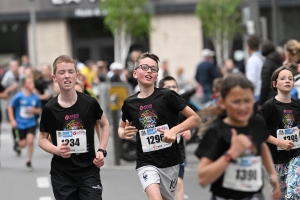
[[223, 156, 262, 192], [277, 127, 300, 150], [139, 124, 172, 152], [20, 106, 34, 119], [56, 130, 87, 153]]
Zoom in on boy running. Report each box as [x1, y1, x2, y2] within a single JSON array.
[[118, 52, 201, 200], [38, 55, 109, 200], [8, 76, 41, 171]]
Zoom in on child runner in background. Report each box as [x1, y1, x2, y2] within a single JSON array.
[[258, 66, 300, 199], [158, 76, 191, 200], [118, 52, 201, 200], [195, 73, 281, 200], [8, 76, 41, 171]]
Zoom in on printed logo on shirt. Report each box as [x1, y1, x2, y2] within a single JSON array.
[[64, 119, 84, 130], [139, 108, 158, 129], [65, 114, 79, 120], [282, 113, 294, 128], [140, 104, 152, 110]]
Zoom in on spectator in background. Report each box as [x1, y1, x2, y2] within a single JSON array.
[[195, 49, 219, 103], [157, 60, 169, 86], [79, 59, 96, 87], [126, 50, 142, 89], [259, 40, 282, 106], [245, 35, 264, 102], [276, 46, 285, 62], [97, 60, 108, 82], [34, 63, 53, 108], [221, 59, 239, 78], [176, 67, 188, 91], [234, 50, 245, 74], [283, 39, 300, 65], [109, 62, 124, 83]]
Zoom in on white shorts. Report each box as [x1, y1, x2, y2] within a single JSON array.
[[137, 165, 179, 200]]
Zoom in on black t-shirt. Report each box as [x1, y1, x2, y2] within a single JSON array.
[[195, 116, 269, 199], [40, 91, 103, 176], [258, 97, 300, 164], [121, 88, 186, 169], [178, 113, 186, 157]]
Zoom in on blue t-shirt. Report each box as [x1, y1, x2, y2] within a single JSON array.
[[10, 91, 41, 129]]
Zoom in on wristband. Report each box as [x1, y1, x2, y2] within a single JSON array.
[[223, 151, 236, 163]]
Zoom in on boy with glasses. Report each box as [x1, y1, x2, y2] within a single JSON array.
[[118, 52, 201, 200]]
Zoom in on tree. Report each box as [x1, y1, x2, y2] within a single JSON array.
[[100, 0, 151, 67], [195, 0, 242, 67]]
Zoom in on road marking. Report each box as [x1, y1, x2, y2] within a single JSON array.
[[37, 177, 50, 188], [0, 134, 10, 141], [39, 197, 52, 200]]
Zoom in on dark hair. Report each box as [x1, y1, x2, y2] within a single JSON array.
[[261, 40, 275, 56], [212, 77, 223, 92], [158, 76, 177, 88], [271, 66, 294, 92], [247, 35, 260, 51], [220, 73, 254, 99], [135, 52, 160, 69]]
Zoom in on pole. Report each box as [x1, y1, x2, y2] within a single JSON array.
[[29, 0, 38, 68], [110, 94, 121, 165], [271, 0, 279, 46]]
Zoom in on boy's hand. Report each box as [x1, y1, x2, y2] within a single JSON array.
[[270, 173, 282, 200], [227, 128, 252, 159], [123, 120, 137, 139], [10, 119, 17, 128], [93, 151, 105, 168], [180, 130, 191, 140], [278, 140, 294, 151], [159, 128, 176, 144], [58, 142, 71, 158]]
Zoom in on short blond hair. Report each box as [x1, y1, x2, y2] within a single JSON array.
[[53, 55, 76, 75]]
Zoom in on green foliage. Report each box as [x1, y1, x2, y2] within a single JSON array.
[[100, 0, 151, 37], [195, 0, 242, 40]]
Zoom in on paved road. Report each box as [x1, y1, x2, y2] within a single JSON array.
[[0, 122, 273, 200]]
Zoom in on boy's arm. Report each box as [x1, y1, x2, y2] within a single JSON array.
[[96, 112, 110, 150], [38, 131, 70, 158], [118, 120, 137, 139], [261, 143, 281, 199], [162, 106, 201, 143], [8, 105, 16, 128], [267, 135, 294, 151]]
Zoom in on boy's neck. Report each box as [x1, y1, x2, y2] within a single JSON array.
[[23, 89, 32, 96], [58, 89, 78, 108], [138, 86, 154, 99], [275, 93, 291, 103]]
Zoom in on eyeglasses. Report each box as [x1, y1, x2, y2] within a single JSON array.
[[135, 64, 159, 73], [277, 77, 294, 82], [165, 85, 177, 89]]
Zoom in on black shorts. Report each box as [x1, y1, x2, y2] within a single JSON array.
[[51, 172, 103, 200], [14, 126, 36, 140]]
